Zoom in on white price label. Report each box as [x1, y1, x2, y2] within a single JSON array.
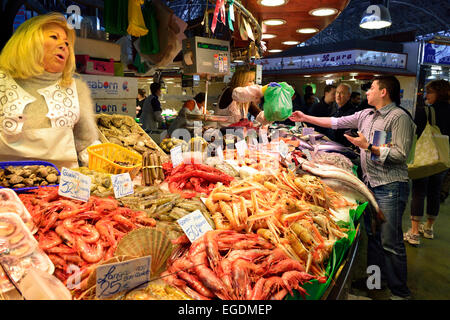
[[96, 256, 151, 299], [111, 173, 134, 198], [170, 145, 183, 167], [58, 167, 91, 202], [302, 127, 314, 136], [279, 140, 289, 158], [260, 129, 269, 145], [235, 139, 248, 157], [216, 145, 224, 162], [177, 210, 213, 242]]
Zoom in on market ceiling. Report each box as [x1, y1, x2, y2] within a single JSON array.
[[242, 0, 350, 56]]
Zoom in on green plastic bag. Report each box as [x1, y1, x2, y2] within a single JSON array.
[[263, 82, 295, 122]]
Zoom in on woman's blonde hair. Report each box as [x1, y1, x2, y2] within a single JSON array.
[[229, 67, 255, 89], [0, 12, 76, 87]]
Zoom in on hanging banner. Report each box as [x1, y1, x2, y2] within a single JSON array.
[[211, 0, 224, 34], [228, 0, 235, 31]]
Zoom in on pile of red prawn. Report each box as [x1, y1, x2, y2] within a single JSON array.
[[162, 163, 234, 199], [163, 230, 326, 300], [18, 187, 156, 294]]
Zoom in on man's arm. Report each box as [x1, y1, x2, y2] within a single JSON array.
[[152, 98, 164, 123], [289, 111, 333, 128]]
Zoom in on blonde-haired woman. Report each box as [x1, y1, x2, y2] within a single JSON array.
[[0, 12, 99, 169], [214, 67, 269, 127]]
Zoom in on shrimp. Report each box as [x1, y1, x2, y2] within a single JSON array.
[[38, 230, 62, 250], [281, 270, 315, 296], [76, 237, 104, 263]]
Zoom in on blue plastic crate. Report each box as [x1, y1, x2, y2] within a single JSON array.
[[0, 160, 60, 193]]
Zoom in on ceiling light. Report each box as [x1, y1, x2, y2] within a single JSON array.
[[262, 33, 277, 39], [359, 4, 392, 29], [259, 0, 287, 7], [350, 73, 359, 76], [268, 49, 282, 53], [233, 60, 244, 63], [296, 28, 319, 34], [303, 75, 311, 77], [324, 74, 333, 77], [263, 19, 286, 26], [282, 41, 300, 45], [309, 8, 338, 16]]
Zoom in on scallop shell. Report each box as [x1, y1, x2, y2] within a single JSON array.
[[114, 228, 173, 276]]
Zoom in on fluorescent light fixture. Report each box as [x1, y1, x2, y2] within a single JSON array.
[[296, 28, 319, 34], [262, 33, 277, 39], [268, 49, 282, 53], [359, 4, 392, 29], [263, 19, 286, 26], [233, 60, 244, 63], [324, 74, 333, 77], [259, 0, 287, 7], [282, 41, 300, 45], [350, 73, 359, 76], [303, 75, 311, 77], [309, 8, 338, 17]]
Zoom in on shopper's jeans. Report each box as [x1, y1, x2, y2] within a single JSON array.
[[363, 181, 411, 297], [411, 169, 449, 220]]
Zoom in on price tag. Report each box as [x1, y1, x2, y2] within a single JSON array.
[[111, 173, 134, 198], [287, 162, 296, 171], [260, 129, 269, 145], [279, 140, 289, 158], [177, 210, 213, 242], [302, 127, 314, 136], [235, 139, 248, 158], [216, 145, 224, 162], [303, 149, 312, 161], [96, 256, 151, 299], [58, 167, 91, 202], [170, 145, 183, 167]]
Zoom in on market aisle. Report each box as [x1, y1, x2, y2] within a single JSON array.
[[348, 190, 450, 300]]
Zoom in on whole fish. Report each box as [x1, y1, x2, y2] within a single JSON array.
[[297, 158, 385, 224], [314, 145, 359, 159]]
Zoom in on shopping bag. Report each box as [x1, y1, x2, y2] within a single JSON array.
[[408, 106, 450, 180], [263, 82, 295, 122]]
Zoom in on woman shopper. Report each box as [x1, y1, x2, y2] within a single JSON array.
[[404, 79, 450, 245], [0, 12, 99, 169]]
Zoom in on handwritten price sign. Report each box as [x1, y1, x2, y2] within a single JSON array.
[[111, 173, 134, 198], [58, 167, 91, 202], [177, 210, 213, 243], [96, 256, 152, 299]]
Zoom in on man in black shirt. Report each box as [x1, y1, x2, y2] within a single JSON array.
[[308, 84, 336, 134], [350, 91, 361, 108], [140, 82, 164, 133], [329, 83, 357, 146]]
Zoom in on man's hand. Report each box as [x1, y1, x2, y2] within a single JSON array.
[[344, 131, 370, 149], [289, 111, 307, 122]]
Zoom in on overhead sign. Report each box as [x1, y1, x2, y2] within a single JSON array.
[[422, 43, 450, 66], [260, 49, 407, 71]]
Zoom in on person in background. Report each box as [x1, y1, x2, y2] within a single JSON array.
[[303, 93, 317, 115], [214, 68, 269, 127], [350, 91, 362, 108], [308, 84, 337, 134], [329, 83, 358, 147], [140, 82, 164, 133], [0, 12, 99, 169], [289, 76, 415, 300], [168, 92, 205, 135], [303, 85, 320, 106], [404, 79, 450, 245], [136, 88, 146, 119]]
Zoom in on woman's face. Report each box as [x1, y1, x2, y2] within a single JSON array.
[[43, 23, 69, 73], [425, 88, 437, 105], [245, 73, 255, 87]]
